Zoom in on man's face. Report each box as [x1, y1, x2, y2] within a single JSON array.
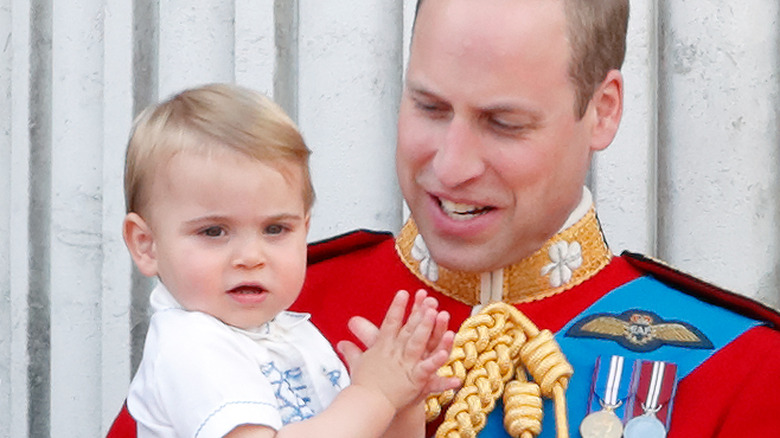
[[138, 149, 310, 330], [397, 0, 601, 272]]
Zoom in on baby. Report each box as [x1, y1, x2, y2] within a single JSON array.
[[122, 83, 457, 437]]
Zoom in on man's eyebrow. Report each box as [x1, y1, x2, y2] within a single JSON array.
[[406, 83, 441, 99], [405, 77, 443, 94]]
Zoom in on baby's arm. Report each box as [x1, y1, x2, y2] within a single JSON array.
[[343, 290, 458, 438], [225, 290, 457, 438]]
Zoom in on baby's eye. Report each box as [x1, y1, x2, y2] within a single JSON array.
[[265, 224, 286, 235], [200, 226, 225, 238]]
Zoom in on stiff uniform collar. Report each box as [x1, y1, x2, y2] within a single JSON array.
[[395, 188, 612, 307]]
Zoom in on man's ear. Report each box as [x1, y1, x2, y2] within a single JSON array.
[[588, 69, 624, 152], [123, 212, 158, 277]]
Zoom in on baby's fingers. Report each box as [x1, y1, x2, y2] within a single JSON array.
[[426, 375, 462, 395], [347, 316, 380, 348], [336, 340, 364, 372], [425, 310, 452, 354], [403, 306, 438, 362], [410, 328, 455, 384], [377, 290, 410, 338]]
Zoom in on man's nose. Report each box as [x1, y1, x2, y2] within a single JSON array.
[[431, 116, 486, 188]]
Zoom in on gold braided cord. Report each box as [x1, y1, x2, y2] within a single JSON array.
[[426, 303, 573, 438], [503, 379, 543, 438]]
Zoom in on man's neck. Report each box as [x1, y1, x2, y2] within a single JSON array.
[[395, 187, 612, 306]]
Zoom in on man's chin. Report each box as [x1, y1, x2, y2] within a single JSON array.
[[428, 244, 508, 274]]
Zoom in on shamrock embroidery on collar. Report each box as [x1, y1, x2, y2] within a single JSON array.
[[541, 240, 583, 287], [412, 234, 439, 282]]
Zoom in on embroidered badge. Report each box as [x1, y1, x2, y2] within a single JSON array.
[[566, 309, 713, 352], [541, 240, 583, 287], [412, 234, 439, 282]]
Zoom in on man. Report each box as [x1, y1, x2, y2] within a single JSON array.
[[110, 0, 780, 436], [296, 0, 780, 437]]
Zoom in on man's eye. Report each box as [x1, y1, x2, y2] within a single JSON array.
[[201, 226, 225, 237], [414, 99, 448, 116], [490, 118, 520, 131], [488, 117, 530, 137]]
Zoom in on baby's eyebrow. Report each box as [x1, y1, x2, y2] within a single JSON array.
[[183, 215, 229, 226], [184, 213, 305, 225]]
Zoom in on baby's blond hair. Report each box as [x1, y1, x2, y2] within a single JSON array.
[[125, 83, 314, 215]]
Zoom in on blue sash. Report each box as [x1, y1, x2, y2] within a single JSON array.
[[478, 275, 760, 437]]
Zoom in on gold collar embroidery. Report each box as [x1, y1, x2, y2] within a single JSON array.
[[395, 206, 612, 305]]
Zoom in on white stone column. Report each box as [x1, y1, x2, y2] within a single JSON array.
[[657, 0, 780, 306], [158, 0, 235, 98], [298, 0, 405, 241]]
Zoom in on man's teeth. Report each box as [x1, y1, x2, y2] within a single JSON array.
[[439, 199, 491, 220]]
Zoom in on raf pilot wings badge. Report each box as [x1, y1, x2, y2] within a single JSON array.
[[566, 309, 714, 352]]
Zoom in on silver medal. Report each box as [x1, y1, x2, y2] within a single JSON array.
[[579, 408, 624, 438], [625, 361, 670, 438], [623, 413, 667, 438]]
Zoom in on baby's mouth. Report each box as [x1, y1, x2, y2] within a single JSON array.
[[438, 198, 495, 220], [229, 285, 267, 295]]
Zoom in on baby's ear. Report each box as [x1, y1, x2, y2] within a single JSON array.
[[123, 212, 158, 277]]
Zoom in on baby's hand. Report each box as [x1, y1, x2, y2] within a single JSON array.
[[337, 290, 459, 409]]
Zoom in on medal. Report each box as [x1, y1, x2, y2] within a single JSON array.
[[624, 360, 678, 438], [580, 355, 632, 438], [624, 410, 667, 438], [580, 402, 623, 438]]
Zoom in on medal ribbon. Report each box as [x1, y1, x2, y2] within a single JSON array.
[[629, 360, 678, 428], [586, 355, 634, 420]]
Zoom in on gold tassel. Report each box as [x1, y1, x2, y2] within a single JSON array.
[[426, 303, 573, 438]]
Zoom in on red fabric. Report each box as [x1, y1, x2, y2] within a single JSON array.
[[106, 402, 135, 438], [670, 326, 780, 437], [294, 233, 780, 437], [623, 251, 780, 328], [107, 230, 780, 437]]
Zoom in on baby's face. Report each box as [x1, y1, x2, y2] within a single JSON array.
[[143, 149, 309, 329]]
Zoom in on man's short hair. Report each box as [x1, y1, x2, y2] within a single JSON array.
[[413, 0, 630, 118]]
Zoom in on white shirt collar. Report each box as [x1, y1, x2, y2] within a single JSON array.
[[148, 281, 311, 337]]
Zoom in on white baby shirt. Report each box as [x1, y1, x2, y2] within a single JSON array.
[[127, 284, 350, 438]]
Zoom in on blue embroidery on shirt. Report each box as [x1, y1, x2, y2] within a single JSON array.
[[324, 368, 343, 389], [261, 362, 315, 424]]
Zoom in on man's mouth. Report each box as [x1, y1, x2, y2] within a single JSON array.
[[437, 198, 495, 220]]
